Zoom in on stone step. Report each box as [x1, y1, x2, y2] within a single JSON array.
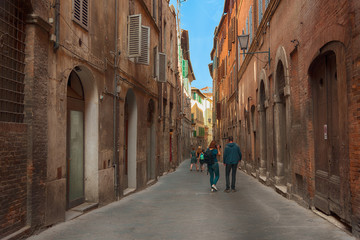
[[72, 202, 99, 213]]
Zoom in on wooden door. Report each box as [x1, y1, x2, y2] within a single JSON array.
[[312, 52, 341, 216]]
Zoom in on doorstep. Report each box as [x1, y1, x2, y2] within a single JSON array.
[[65, 202, 99, 221]]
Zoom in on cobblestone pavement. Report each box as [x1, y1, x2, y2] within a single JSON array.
[[28, 159, 355, 240]]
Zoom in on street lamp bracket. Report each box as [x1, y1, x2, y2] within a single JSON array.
[[237, 34, 271, 68]]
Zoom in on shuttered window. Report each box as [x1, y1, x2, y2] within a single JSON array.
[[265, 0, 270, 9], [137, 26, 150, 65], [249, 6, 253, 44], [153, 46, 158, 79], [73, 0, 89, 30], [228, 22, 232, 52], [182, 59, 188, 78], [158, 53, 166, 82], [128, 14, 142, 58], [259, 0, 263, 24], [232, 18, 236, 43]]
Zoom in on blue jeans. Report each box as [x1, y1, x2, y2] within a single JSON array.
[[208, 162, 219, 186]]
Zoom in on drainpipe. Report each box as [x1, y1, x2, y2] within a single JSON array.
[[54, 0, 60, 50], [113, 0, 119, 199]]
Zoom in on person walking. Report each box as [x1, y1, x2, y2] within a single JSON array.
[[223, 136, 242, 193], [199, 149, 205, 172], [205, 140, 221, 192], [195, 146, 202, 172], [190, 147, 198, 171]]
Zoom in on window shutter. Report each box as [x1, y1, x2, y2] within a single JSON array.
[[128, 14, 142, 58], [158, 52, 166, 82], [217, 102, 221, 120], [137, 26, 150, 65], [259, 0, 263, 24], [246, 18, 248, 35], [182, 59, 188, 78], [265, 0, 269, 9], [228, 22, 232, 52], [153, 46, 159, 79], [249, 6, 253, 44], [73, 0, 89, 29], [232, 18, 236, 43]]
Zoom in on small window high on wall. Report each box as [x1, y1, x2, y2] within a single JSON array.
[[73, 0, 89, 30]]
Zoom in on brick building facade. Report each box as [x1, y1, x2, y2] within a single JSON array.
[[210, 0, 360, 236], [0, 0, 186, 238]]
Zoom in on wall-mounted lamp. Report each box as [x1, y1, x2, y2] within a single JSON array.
[[238, 34, 270, 68]]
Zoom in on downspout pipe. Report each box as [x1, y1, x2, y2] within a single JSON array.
[[54, 0, 60, 50], [113, 0, 119, 199]]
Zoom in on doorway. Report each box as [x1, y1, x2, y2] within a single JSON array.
[[310, 51, 343, 217], [66, 71, 85, 209], [274, 60, 288, 185], [124, 90, 137, 191], [147, 99, 156, 181]]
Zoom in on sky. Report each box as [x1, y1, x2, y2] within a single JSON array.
[[169, 0, 224, 91]]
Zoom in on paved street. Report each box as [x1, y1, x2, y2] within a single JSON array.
[[28, 160, 355, 240]]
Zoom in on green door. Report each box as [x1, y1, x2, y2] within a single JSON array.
[[67, 71, 85, 209]]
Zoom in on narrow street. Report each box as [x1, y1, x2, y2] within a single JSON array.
[[28, 160, 354, 240]]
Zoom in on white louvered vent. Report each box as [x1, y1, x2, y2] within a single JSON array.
[[137, 26, 150, 65], [73, 0, 89, 30], [158, 52, 166, 83], [128, 14, 142, 58]]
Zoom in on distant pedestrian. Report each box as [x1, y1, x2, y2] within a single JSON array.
[[199, 149, 205, 172], [204, 140, 221, 192], [223, 136, 242, 193], [190, 147, 199, 171], [195, 146, 202, 172]]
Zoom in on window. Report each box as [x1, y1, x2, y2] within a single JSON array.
[[265, 0, 270, 9], [73, 0, 89, 30], [158, 52, 166, 82], [182, 59, 188, 78], [170, 33, 173, 68], [259, 0, 263, 24], [153, 46, 158, 79], [163, 21, 167, 52], [249, 6, 253, 44], [152, 0, 157, 22], [0, 0, 26, 123]]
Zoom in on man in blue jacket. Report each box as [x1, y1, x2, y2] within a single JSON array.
[[223, 136, 242, 193]]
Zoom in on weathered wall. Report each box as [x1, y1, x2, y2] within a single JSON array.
[[0, 124, 28, 238]]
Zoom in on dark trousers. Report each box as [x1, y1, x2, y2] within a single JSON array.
[[225, 163, 238, 190]]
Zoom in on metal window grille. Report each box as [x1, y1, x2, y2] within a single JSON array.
[[0, 0, 26, 123]]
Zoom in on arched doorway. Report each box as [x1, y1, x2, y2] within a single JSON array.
[[66, 66, 99, 209], [147, 99, 156, 181], [124, 89, 137, 192], [259, 80, 267, 177], [274, 60, 288, 185], [67, 71, 85, 208], [309, 43, 349, 221]]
